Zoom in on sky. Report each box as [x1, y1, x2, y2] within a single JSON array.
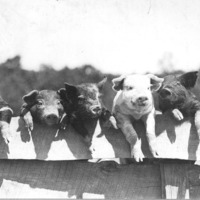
[[0, 0, 200, 75]]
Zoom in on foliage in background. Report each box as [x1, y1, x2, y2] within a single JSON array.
[[0, 56, 184, 115]]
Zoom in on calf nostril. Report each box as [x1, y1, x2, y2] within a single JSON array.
[[138, 96, 148, 102], [91, 106, 101, 113], [46, 114, 58, 121]]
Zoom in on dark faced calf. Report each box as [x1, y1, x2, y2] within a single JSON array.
[[158, 71, 199, 117], [21, 90, 65, 128], [20, 90, 66, 159], [58, 77, 110, 144], [157, 71, 200, 145]]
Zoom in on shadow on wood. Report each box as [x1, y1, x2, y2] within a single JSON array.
[[105, 111, 199, 161], [0, 111, 199, 161], [6, 117, 92, 160]]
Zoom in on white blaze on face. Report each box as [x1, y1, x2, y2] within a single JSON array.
[[121, 74, 153, 111]]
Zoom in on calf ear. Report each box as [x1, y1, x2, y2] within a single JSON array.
[[178, 71, 198, 89], [57, 88, 67, 100], [112, 75, 126, 91], [22, 90, 39, 105], [147, 74, 164, 91], [64, 83, 78, 98], [97, 77, 107, 91]]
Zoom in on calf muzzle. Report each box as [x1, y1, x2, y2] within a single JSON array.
[[137, 96, 148, 102], [44, 113, 60, 126], [135, 96, 149, 106], [90, 105, 102, 116]]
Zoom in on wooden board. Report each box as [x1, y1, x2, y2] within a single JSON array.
[[187, 164, 200, 199], [0, 111, 199, 161], [0, 159, 161, 199], [160, 161, 190, 199], [0, 159, 200, 199]]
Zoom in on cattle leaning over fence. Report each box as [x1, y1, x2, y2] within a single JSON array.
[[0, 72, 200, 162]]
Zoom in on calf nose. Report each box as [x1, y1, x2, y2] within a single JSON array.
[[91, 105, 101, 114], [137, 96, 148, 102], [46, 114, 58, 121]]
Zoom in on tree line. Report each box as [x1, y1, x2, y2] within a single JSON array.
[[0, 56, 184, 115]]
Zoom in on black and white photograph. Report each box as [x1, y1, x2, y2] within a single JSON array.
[[0, 0, 200, 199]]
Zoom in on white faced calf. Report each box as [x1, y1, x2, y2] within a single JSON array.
[[112, 74, 163, 162]]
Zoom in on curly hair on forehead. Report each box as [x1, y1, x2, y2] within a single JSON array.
[[77, 84, 100, 100]]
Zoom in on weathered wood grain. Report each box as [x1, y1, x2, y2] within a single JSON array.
[[0, 159, 200, 199], [160, 161, 190, 199], [0, 159, 161, 199]]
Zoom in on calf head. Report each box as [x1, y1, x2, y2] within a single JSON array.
[[22, 90, 64, 126], [112, 74, 163, 113], [58, 77, 107, 120], [158, 71, 198, 112]]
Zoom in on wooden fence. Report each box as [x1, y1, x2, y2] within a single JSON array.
[[0, 111, 200, 199]]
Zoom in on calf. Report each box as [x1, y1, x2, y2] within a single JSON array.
[[158, 71, 200, 143], [21, 90, 65, 129], [112, 74, 164, 162], [19, 90, 75, 159], [58, 77, 111, 145], [0, 96, 13, 144]]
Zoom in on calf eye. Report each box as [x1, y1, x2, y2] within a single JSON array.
[[57, 100, 62, 105], [78, 95, 86, 103], [98, 93, 103, 98], [127, 86, 133, 90], [78, 95, 85, 100], [37, 100, 44, 107]]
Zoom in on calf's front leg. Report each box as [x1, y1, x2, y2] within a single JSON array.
[[143, 111, 159, 158], [172, 108, 184, 121], [21, 111, 34, 131], [115, 113, 144, 162]]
